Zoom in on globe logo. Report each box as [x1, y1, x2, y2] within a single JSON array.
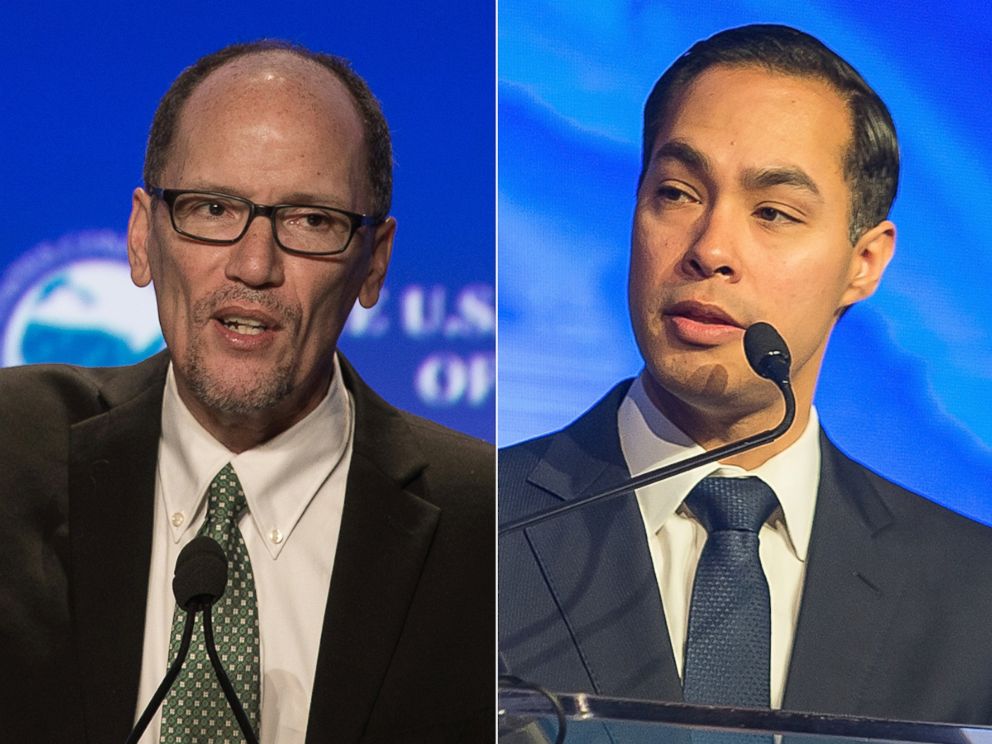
[[0, 231, 164, 367]]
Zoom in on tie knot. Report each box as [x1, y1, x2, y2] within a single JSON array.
[[685, 476, 778, 534], [205, 463, 248, 529]]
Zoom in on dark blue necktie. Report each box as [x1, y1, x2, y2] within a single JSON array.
[[683, 476, 779, 708]]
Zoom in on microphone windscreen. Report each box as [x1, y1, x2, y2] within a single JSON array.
[[743, 322, 791, 382], [173, 535, 228, 610]]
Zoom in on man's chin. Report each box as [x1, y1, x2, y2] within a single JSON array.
[[191, 377, 292, 415], [645, 360, 778, 417], [182, 356, 296, 416], [647, 355, 733, 401]]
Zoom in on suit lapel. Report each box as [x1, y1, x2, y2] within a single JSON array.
[[782, 433, 908, 714], [67, 354, 167, 742], [306, 359, 440, 743], [521, 382, 682, 701]]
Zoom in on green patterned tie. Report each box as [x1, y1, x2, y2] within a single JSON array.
[[161, 463, 261, 743]]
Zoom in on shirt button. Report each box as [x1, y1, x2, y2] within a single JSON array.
[[270, 528, 283, 544], [171, 512, 185, 527]]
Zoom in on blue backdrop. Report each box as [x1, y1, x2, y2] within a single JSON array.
[[499, 2, 992, 522], [0, 1, 494, 442]]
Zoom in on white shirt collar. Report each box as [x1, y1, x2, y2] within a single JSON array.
[[618, 370, 820, 561], [158, 354, 353, 558]]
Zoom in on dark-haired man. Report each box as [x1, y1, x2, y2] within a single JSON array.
[[499, 24, 992, 724], [1, 42, 493, 743]]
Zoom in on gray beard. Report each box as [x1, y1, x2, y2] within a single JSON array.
[[185, 344, 296, 414], [184, 286, 301, 414]]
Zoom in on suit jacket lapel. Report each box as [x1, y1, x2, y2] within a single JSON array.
[[67, 353, 167, 742], [306, 359, 441, 743], [521, 382, 682, 701], [782, 433, 908, 714]]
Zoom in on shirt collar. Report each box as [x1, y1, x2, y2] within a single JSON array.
[[618, 370, 819, 561], [159, 354, 353, 558]]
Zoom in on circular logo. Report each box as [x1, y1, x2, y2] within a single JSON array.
[[0, 230, 164, 367]]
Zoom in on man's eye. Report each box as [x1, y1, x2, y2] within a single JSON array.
[[755, 206, 799, 223], [184, 200, 234, 219], [284, 210, 336, 232], [284, 209, 354, 237], [657, 185, 696, 204], [303, 212, 330, 228]]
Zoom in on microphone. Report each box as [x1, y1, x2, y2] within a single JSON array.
[[177, 536, 260, 744], [126, 536, 229, 744], [744, 321, 791, 386], [173, 535, 227, 610], [498, 322, 796, 536]]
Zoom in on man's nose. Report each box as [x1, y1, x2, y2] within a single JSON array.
[[680, 202, 741, 281], [224, 213, 285, 288]]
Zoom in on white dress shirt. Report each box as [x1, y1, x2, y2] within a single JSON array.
[[135, 355, 354, 743], [618, 371, 820, 708]]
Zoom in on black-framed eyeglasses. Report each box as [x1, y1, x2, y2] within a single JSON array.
[[147, 187, 383, 256]]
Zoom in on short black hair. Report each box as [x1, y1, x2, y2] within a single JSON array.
[[641, 24, 898, 244], [144, 39, 392, 220]]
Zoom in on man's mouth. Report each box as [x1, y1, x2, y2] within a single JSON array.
[[194, 288, 299, 348], [663, 300, 746, 346], [219, 316, 269, 336], [666, 300, 743, 328]]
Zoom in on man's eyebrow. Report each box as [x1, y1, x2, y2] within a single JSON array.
[[175, 183, 347, 207], [741, 166, 823, 199], [650, 142, 825, 201], [651, 140, 712, 176], [280, 191, 348, 207]]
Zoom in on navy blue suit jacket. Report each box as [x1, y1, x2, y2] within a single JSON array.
[[499, 381, 992, 724]]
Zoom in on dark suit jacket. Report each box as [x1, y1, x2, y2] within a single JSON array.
[[499, 380, 992, 724], [0, 351, 494, 743]]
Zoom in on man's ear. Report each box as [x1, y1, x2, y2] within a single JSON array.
[[127, 187, 154, 288], [839, 219, 896, 308], [358, 216, 396, 309]]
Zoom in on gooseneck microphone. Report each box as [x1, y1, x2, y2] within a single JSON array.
[[126, 536, 228, 744], [176, 538, 259, 744], [498, 322, 796, 536], [125, 536, 259, 744]]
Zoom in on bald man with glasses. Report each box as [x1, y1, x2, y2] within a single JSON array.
[[1, 40, 493, 744]]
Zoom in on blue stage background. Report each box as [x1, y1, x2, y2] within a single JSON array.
[[0, 1, 494, 442], [499, 2, 992, 522]]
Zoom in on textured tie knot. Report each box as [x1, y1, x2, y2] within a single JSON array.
[[685, 476, 778, 535], [203, 463, 248, 537]]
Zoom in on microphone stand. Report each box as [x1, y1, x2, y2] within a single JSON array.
[[203, 606, 260, 744], [499, 376, 795, 536], [124, 607, 261, 744], [125, 610, 197, 744]]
